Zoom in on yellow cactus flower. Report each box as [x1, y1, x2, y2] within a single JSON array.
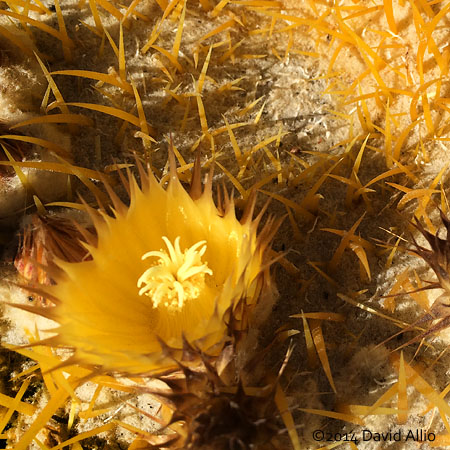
[[30, 157, 281, 375]]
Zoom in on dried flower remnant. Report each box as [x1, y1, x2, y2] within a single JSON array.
[[411, 213, 450, 321], [15, 213, 91, 305], [128, 342, 291, 450], [383, 212, 450, 349]]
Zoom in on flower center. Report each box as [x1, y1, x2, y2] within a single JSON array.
[[137, 236, 213, 312]]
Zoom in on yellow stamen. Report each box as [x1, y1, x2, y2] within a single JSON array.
[[137, 236, 212, 311]]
